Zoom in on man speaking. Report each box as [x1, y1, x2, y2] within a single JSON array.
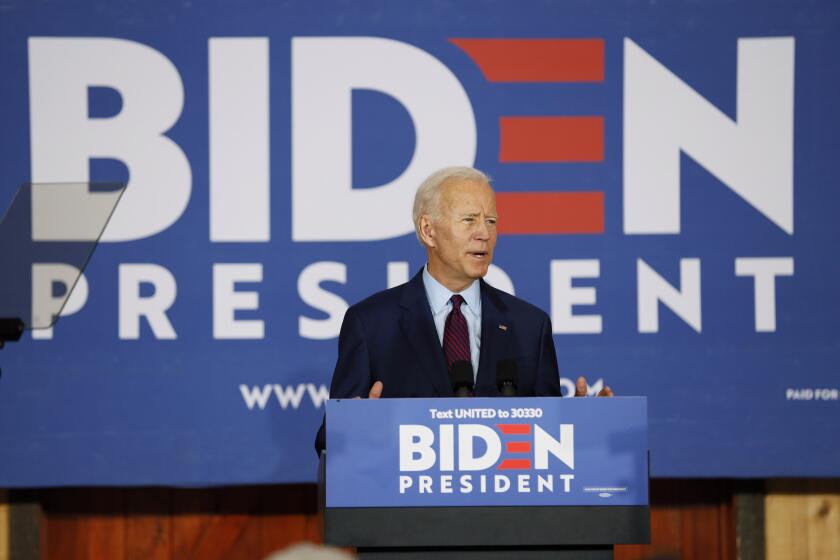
[[315, 166, 610, 453]]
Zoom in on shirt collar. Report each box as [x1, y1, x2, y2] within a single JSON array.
[[422, 264, 481, 316]]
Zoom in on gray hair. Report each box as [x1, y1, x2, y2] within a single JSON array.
[[412, 166, 490, 242]]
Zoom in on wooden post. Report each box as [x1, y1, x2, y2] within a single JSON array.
[[766, 479, 840, 560], [1, 489, 9, 559], [735, 480, 765, 560]]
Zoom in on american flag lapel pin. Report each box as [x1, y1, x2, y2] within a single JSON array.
[[498, 324, 508, 332]]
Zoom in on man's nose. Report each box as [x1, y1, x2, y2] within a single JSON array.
[[474, 220, 490, 240]]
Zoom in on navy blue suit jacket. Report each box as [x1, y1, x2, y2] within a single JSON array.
[[314, 269, 561, 452]]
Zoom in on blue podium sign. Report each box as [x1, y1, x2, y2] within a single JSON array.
[[326, 397, 648, 508]]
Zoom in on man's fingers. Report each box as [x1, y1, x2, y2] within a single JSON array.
[[368, 381, 384, 399], [598, 386, 614, 397], [575, 376, 588, 397]]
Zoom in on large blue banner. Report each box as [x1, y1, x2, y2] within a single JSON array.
[[0, 0, 838, 486]]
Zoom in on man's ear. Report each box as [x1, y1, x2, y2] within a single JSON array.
[[419, 215, 436, 248]]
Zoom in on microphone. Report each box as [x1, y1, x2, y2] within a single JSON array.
[[449, 360, 474, 398], [496, 359, 518, 397]]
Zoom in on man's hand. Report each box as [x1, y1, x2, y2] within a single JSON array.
[[368, 380, 383, 399], [574, 376, 613, 397], [352, 380, 383, 399]]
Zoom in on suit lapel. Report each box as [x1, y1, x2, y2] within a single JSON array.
[[475, 280, 511, 396], [399, 270, 452, 396]]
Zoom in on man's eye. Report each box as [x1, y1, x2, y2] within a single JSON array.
[[487, 219, 497, 226], [463, 217, 474, 223]]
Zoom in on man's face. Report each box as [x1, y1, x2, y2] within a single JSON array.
[[424, 179, 498, 292]]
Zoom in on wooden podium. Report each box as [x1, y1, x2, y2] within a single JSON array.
[[320, 397, 650, 559]]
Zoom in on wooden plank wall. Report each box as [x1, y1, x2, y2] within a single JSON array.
[[617, 479, 735, 560], [6, 479, 835, 559], [766, 480, 840, 560], [38, 485, 320, 560], [25, 479, 733, 560]]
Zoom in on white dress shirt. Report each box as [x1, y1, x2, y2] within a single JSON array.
[[422, 265, 481, 379]]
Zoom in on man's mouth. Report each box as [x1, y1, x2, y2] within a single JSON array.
[[468, 251, 488, 259]]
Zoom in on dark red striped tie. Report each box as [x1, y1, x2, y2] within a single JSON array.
[[443, 295, 471, 371]]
